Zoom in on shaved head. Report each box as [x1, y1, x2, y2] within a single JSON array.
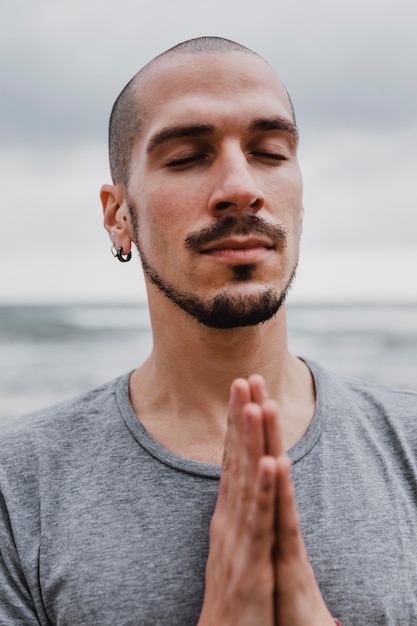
[[108, 36, 295, 185]]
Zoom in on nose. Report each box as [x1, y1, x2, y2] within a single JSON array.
[[208, 146, 265, 216]]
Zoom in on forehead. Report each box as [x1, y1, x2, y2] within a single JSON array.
[[134, 52, 294, 137]]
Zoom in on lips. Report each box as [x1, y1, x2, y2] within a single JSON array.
[[184, 214, 287, 253], [200, 236, 275, 253], [199, 236, 274, 262]]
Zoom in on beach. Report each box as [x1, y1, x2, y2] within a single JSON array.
[[1, 302, 416, 424]]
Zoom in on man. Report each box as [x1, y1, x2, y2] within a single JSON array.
[[0, 37, 416, 625]]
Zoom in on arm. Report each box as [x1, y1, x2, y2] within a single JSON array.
[[0, 497, 42, 625], [0, 430, 45, 625]]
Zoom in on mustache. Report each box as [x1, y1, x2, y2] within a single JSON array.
[[185, 214, 287, 251]]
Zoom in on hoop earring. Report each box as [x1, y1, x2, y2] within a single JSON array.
[[111, 245, 132, 263]]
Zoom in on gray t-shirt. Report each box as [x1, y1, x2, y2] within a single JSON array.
[[0, 359, 416, 625]]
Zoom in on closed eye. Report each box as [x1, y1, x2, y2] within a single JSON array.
[[166, 154, 207, 168], [251, 151, 287, 161]]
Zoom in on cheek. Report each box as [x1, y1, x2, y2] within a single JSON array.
[[265, 160, 303, 200], [282, 166, 303, 205], [141, 182, 201, 240], [140, 175, 210, 243], [266, 173, 303, 227], [145, 183, 178, 219], [135, 187, 190, 264], [266, 168, 303, 250]]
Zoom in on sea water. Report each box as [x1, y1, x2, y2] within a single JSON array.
[[0, 303, 416, 424]]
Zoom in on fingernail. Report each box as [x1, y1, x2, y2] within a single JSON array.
[[230, 383, 238, 403], [230, 383, 239, 402], [259, 464, 272, 490]]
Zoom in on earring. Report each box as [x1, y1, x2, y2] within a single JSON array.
[[111, 245, 132, 263]]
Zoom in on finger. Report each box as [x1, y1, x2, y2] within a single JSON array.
[[262, 399, 285, 458], [242, 402, 265, 483], [274, 455, 304, 561], [232, 402, 265, 519], [248, 374, 269, 405], [217, 378, 251, 508], [223, 378, 251, 466], [247, 455, 277, 562]]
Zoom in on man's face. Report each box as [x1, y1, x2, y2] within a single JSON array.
[[126, 52, 303, 328]]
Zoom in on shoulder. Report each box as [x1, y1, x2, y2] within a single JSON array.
[[306, 358, 417, 444], [306, 358, 417, 409], [0, 373, 130, 475], [344, 376, 417, 411]]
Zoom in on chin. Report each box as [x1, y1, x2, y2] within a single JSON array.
[[141, 244, 298, 329]]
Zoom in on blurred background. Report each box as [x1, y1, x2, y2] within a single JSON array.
[[1, 0, 416, 422]]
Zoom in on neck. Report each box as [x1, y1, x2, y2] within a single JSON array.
[[129, 290, 315, 460]]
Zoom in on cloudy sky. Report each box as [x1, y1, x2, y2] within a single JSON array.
[[2, 0, 416, 303]]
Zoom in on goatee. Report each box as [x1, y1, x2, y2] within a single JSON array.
[[127, 202, 297, 329]]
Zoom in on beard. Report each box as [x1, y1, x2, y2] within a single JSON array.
[[128, 200, 298, 329], [140, 252, 297, 329]]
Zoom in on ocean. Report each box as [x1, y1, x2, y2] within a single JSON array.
[[1, 303, 416, 424]]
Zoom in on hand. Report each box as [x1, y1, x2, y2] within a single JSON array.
[[251, 376, 335, 626], [198, 378, 276, 626], [199, 375, 335, 626], [274, 452, 335, 625]]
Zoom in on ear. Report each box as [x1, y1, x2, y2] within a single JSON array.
[[100, 183, 132, 254]]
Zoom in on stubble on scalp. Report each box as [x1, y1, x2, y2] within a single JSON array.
[[108, 36, 296, 186]]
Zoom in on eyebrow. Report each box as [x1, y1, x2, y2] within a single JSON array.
[[249, 117, 299, 142], [146, 125, 215, 155], [146, 116, 299, 155]]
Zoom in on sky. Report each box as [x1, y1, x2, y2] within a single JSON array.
[[2, 0, 417, 303]]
